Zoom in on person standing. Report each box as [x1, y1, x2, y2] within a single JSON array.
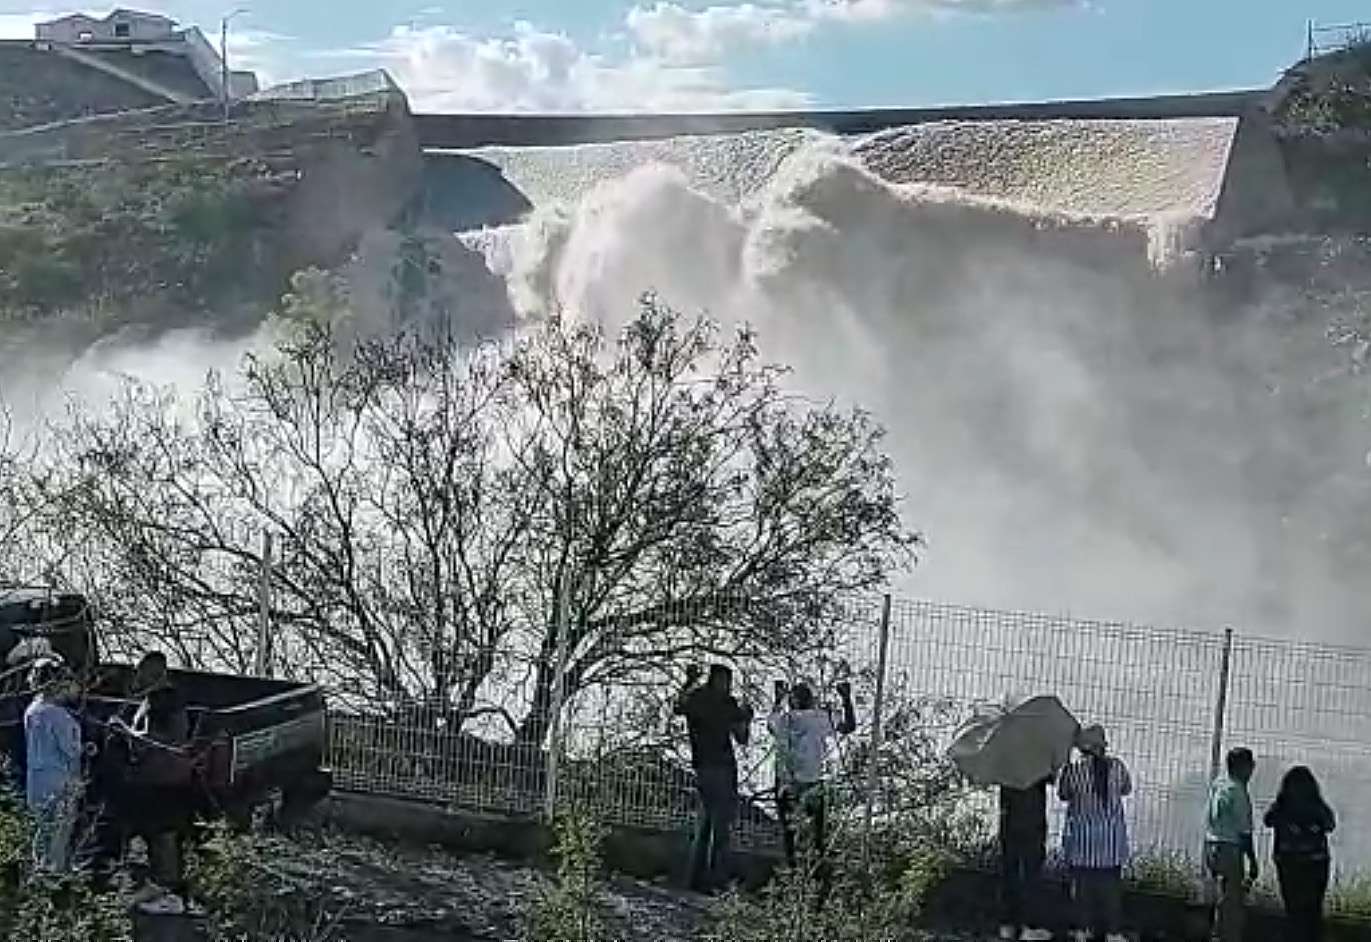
[[23, 658, 84, 872], [1058, 724, 1132, 942], [1264, 766, 1335, 942], [999, 776, 1055, 942], [111, 650, 197, 915], [674, 663, 752, 893], [768, 678, 856, 906], [1206, 747, 1259, 942]]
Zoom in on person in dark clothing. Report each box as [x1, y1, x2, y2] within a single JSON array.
[[111, 651, 197, 914], [126, 652, 190, 743], [1265, 766, 1336, 942], [998, 777, 1054, 942], [674, 663, 752, 893]]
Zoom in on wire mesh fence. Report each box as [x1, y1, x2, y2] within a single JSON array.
[[128, 589, 1371, 891], [1307, 21, 1371, 59]]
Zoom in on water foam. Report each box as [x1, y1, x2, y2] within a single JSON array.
[[451, 122, 1371, 641]]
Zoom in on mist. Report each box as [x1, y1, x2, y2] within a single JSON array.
[[4, 123, 1369, 644], [458, 131, 1371, 641]]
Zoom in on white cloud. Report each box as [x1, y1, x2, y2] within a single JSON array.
[[626, 3, 815, 65], [627, 0, 1088, 61], [363, 22, 813, 113]]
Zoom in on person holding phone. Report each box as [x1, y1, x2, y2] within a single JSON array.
[[674, 663, 752, 893]]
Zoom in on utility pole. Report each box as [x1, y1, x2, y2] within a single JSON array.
[[254, 530, 273, 677], [221, 9, 247, 124]]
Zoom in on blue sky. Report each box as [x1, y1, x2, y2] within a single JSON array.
[[1, 0, 1367, 111]]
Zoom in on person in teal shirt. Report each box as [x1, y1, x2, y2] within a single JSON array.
[[1206, 747, 1259, 942]]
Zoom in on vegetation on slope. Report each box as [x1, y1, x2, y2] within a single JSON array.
[[0, 155, 290, 331], [1275, 39, 1371, 134]]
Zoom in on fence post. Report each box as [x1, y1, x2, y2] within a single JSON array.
[[862, 594, 893, 872], [253, 530, 273, 677], [1208, 627, 1234, 785], [1202, 626, 1234, 900], [544, 575, 572, 822]]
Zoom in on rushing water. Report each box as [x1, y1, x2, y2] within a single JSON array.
[[443, 119, 1371, 643]]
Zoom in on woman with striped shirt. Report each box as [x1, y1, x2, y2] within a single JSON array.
[[1059, 724, 1132, 942]]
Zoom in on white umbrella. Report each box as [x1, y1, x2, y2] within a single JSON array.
[[947, 694, 1081, 789]]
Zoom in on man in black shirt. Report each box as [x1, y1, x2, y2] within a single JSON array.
[[674, 663, 752, 893], [115, 651, 195, 914], [999, 776, 1054, 941]]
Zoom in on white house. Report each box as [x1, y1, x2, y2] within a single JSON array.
[[32, 9, 259, 102], [36, 9, 177, 44]]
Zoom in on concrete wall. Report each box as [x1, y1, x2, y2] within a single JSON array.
[[0, 41, 165, 131], [1205, 109, 1301, 245], [180, 26, 228, 100], [253, 70, 400, 103], [414, 90, 1261, 149]]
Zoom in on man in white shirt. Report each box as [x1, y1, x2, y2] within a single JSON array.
[[768, 678, 856, 905]]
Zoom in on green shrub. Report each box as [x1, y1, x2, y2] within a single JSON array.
[[523, 806, 610, 942], [705, 835, 953, 942], [186, 822, 344, 942], [1126, 848, 1203, 900], [0, 784, 133, 942], [1329, 874, 1371, 919]]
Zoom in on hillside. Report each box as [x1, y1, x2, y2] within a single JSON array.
[[1265, 40, 1371, 230], [0, 92, 426, 351]]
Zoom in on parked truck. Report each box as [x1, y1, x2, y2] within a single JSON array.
[[0, 586, 332, 830]]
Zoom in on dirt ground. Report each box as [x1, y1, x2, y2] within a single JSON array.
[[249, 827, 712, 941]]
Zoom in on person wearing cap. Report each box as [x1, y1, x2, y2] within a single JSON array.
[[1058, 724, 1133, 942], [23, 657, 85, 872]]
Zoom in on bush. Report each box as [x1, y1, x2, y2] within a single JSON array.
[[705, 834, 954, 942], [186, 822, 344, 942], [1126, 848, 1203, 900], [523, 806, 610, 942], [1329, 874, 1371, 919], [0, 785, 133, 942]]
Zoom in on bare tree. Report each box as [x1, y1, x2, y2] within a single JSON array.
[[27, 295, 919, 747]]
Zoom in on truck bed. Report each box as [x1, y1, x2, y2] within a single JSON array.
[[4, 663, 329, 804]]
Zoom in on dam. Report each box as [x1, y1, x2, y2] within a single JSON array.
[[4, 26, 1371, 884]]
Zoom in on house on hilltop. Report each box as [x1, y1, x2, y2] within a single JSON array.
[[36, 9, 176, 44], [29, 8, 258, 105]]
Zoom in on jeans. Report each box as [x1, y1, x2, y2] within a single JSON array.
[[1072, 867, 1123, 936], [689, 765, 738, 892], [1001, 831, 1046, 929], [1277, 857, 1330, 942], [1207, 842, 1247, 942], [31, 788, 80, 873]]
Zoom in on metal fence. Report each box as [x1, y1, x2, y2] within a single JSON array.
[[1307, 20, 1371, 60], [282, 592, 1371, 888]]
